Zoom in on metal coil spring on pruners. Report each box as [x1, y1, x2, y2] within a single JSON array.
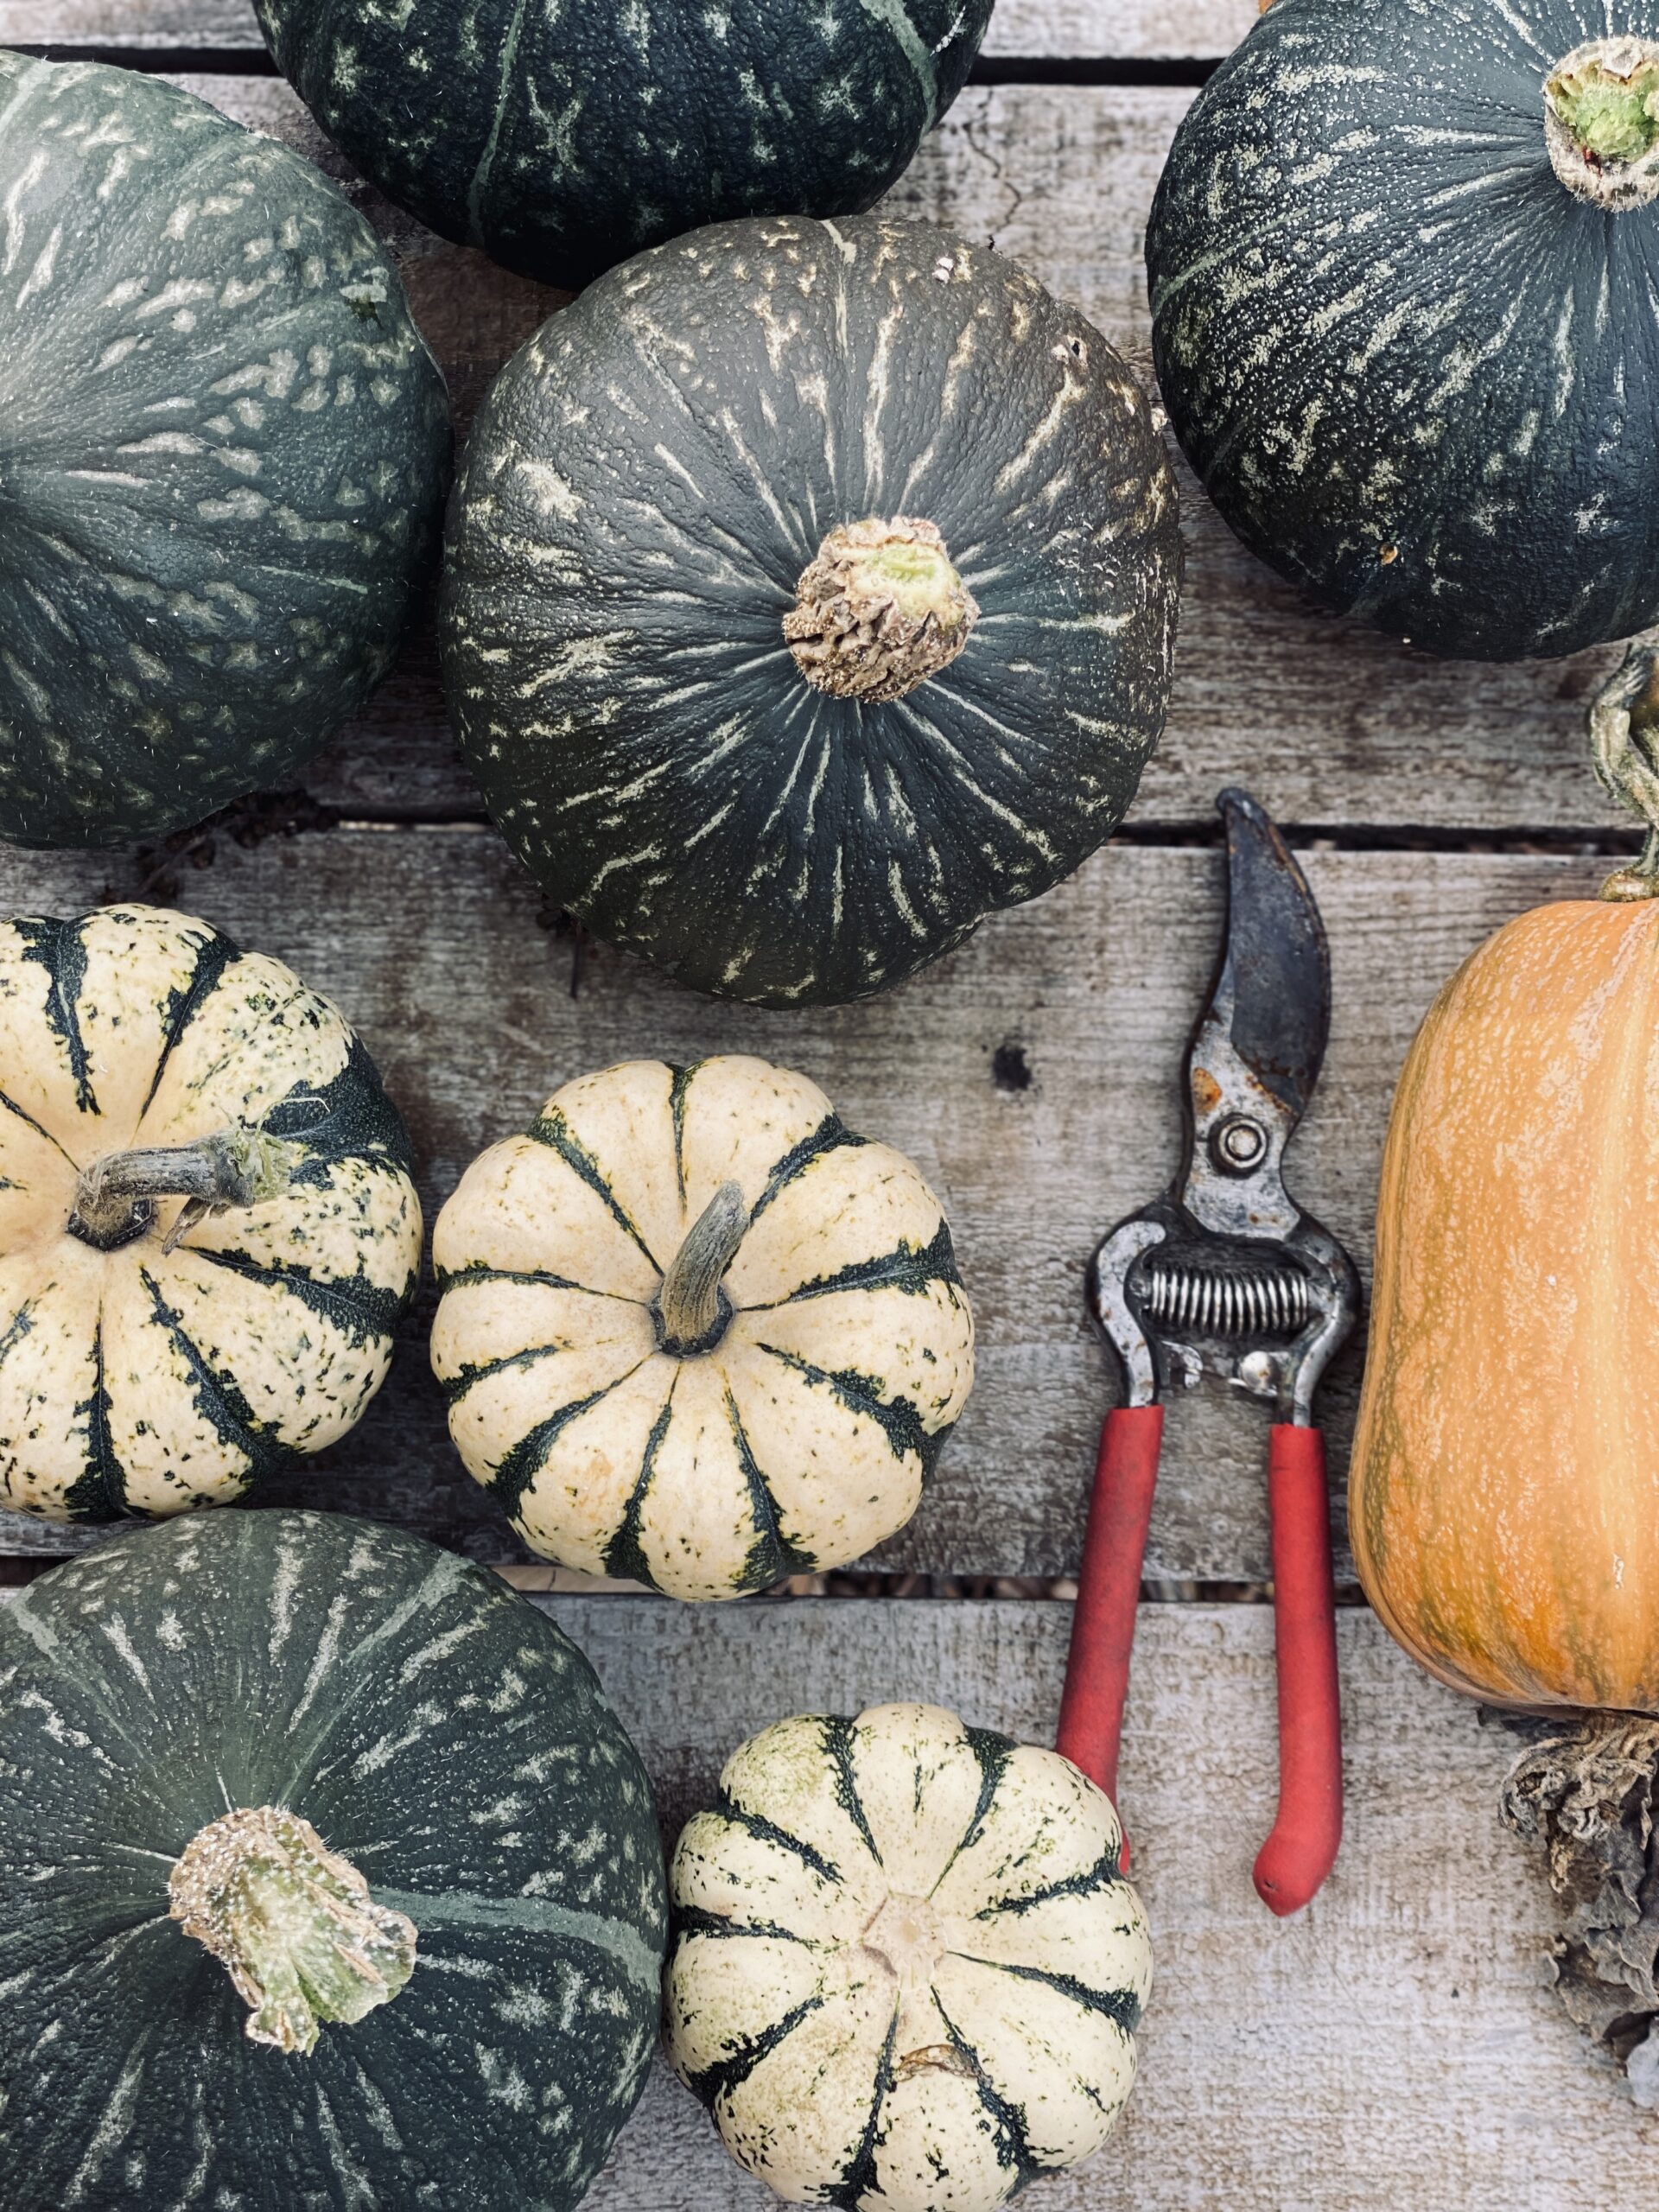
[[1141, 1259, 1312, 1339]]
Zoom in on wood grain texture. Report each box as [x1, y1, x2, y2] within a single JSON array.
[[0, 830, 1611, 1572], [157, 73, 1625, 836], [547, 1599, 1650, 2209], [0, 0, 1261, 60]]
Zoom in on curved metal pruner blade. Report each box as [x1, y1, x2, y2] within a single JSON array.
[[1178, 790, 1332, 1240]]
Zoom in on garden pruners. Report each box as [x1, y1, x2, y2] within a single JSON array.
[[1057, 790, 1360, 1916]]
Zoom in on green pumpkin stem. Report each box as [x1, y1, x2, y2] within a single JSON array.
[[67, 1125, 303, 1253], [169, 1807, 417, 2056], [1590, 628, 1659, 901], [1545, 39, 1659, 210], [656, 1179, 748, 1354], [785, 517, 979, 703]]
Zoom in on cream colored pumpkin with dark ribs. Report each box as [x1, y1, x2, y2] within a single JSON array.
[[430, 1058, 974, 1599], [666, 1702, 1152, 2211], [0, 905, 422, 1520]]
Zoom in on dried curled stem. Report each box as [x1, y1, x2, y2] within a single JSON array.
[[1590, 628, 1659, 901], [1501, 1717, 1659, 2102], [170, 1807, 417, 2056], [68, 1125, 303, 1253], [655, 1180, 748, 1353]]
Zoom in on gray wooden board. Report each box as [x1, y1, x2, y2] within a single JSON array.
[[130, 72, 1625, 837], [0, 0, 1263, 60], [0, 831, 1613, 1572], [546, 1598, 1649, 2211]]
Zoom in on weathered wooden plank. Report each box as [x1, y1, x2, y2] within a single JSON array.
[[0, 830, 1611, 1571], [0, 0, 1259, 60], [155, 73, 1624, 836], [553, 1599, 1643, 2208]]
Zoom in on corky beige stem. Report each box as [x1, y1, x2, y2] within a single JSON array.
[[784, 518, 979, 703], [1545, 39, 1659, 210], [169, 1807, 417, 2056], [655, 1180, 749, 1354]]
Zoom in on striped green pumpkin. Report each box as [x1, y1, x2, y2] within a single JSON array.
[[431, 1056, 974, 1599], [666, 1701, 1153, 2211], [0, 904, 421, 1519], [0, 54, 449, 849], [0, 1510, 667, 2209]]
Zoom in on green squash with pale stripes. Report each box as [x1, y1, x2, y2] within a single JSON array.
[[0, 1509, 668, 2209], [440, 215, 1181, 1007], [253, 0, 995, 289], [431, 1056, 975, 1599], [0, 904, 421, 1520], [667, 1700, 1152, 2211], [0, 53, 449, 849]]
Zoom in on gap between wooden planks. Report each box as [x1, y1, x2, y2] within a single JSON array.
[[0, 831, 1617, 1579]]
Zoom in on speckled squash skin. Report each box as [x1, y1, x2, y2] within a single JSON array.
[[0, 1510, 668, 2210], [431, 1056, 975, 1599], [0, 54, 450, 849], [1147, 0, 1659, 660], [441, 216, 1181, 1007], [252, 0, 995, 289], [665, 1701, 1151, 2212], [1352, 899, 1659, 1711], [0, 906, 423, 1520]]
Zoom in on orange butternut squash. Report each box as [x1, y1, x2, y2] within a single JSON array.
[[1351, 896, 1659, 1713]]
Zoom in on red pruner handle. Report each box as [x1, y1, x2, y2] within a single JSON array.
[[1254, 1423, 1343, 1917], [1057, 1404, 1165, 1863]]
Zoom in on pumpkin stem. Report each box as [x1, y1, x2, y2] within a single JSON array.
[[656, 1179, 748, 1354], [1590, 628, 1659, 901], [784, 518, 979, 704], [168, 1807, 417, 2056], [1545, 39, 1659, 210], [67, 1125, 303, 1253]]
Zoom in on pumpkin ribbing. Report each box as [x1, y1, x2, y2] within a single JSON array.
[[442, 216, 1180, 1007], [432, 1056, 975, 1601], [252, 0, 995, 289], [1351, 898, 1659, 1710], [0, 1510, 668, 2209], [1147, 0, 1659, 660], [0, 53, 449, 849], [0, 906, 423, 1521], [666, 1702, 1152, 2211]]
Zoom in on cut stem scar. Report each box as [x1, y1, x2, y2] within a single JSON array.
[[67, 1125, 303, 1253], [784, 517, 979, 704], [655, 1180, 748, 1354], [1590, 628, 1659, 901], [1545, 38, 1659, 209], [169, 1806, 417, 2056]]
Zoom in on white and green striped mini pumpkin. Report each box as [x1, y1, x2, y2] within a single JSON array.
[[665, 1701, 1152, 2211], [430, 1057, 974, 1599], [0, 904, 422, 1519]]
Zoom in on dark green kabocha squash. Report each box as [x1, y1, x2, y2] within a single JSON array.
[[0, 54, 449, 849], [253, 0, 995, 289], [0, 1510, 667, 2211], [441, 216, 1181, 1007], [1147, 2, 1659, 660]]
